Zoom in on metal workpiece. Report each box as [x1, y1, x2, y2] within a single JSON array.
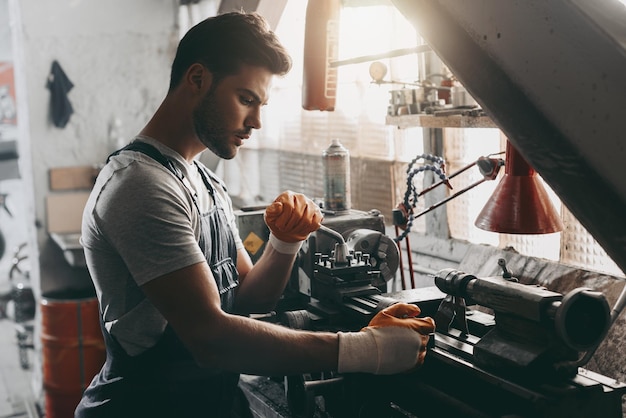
[[433, 267, 476, 296], [344, 228, 398, 285]]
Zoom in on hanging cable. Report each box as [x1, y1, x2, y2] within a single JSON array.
[[395, 153, 450, 243]]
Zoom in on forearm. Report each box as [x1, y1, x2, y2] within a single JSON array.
[[234, 240, 299, 313], [190, 311, 339, 376], [188, 304, 432, 377], [237, 189, 321, 312], [143, 262, 338, 375]]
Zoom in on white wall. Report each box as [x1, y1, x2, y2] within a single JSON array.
[[10, 0, 179, 295], [0, 0, 11, 61]]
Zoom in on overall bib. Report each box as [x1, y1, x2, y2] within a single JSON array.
[[75, 142, 251, 418]]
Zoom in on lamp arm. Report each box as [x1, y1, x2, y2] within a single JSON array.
[[413, 177, 490, 220], [413, 156, 504, 218]]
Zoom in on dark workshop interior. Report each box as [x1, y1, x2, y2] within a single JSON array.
[[0, 0, 626, 417]]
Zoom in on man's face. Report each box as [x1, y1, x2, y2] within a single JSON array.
[[192, 64, 273, 160]]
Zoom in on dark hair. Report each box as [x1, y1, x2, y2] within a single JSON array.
[[169, 12, 292, 91]]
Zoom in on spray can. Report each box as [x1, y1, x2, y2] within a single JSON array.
[[323, 139, 351, 212]]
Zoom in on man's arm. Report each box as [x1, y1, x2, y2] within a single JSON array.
[[234, 245, 297, 314], [141, 260, 339, 376], [141, 260, 435, 377], [232, 190, 320, 313]]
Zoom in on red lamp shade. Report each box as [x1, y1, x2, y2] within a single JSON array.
[[475, 141, 564, 234]]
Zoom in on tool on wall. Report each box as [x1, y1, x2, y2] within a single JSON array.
[[0, 242, 35, 369]]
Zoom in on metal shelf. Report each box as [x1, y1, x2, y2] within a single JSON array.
[[386, 113, 498, 129]]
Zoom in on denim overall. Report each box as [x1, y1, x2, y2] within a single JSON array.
[[75, 142, 251, 417]]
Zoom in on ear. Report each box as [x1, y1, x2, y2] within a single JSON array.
[[186, 63, 212, 91]]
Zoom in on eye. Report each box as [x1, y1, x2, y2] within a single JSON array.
[[240, 96, 255, 106]]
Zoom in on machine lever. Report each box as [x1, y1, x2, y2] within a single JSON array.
[[497, 258, 517, 281], [318, 224, 350, 264]]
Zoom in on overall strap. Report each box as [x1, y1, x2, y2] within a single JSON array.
[[194, 161, 228, 193], [108, 142, 183, 181]]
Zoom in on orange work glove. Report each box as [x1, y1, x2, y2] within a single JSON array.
[[337, 303, 436, 375], [367, 303, 435, 368], [264, 191, 323, 243]]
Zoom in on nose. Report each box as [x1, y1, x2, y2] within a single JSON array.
[[245, 106, 262, 130]]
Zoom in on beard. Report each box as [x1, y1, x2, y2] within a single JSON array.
[[192, 89, 237, 160]]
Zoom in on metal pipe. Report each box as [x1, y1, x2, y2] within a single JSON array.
[[329, 45, 432, 67], [395, 225, 407, 290], [406, 234, 415, 288], [302, 376, 344, 390]]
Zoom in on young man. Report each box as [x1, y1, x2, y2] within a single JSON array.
[[75, 11, 434, 418]]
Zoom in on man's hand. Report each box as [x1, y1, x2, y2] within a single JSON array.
[[367, 303, 435, 368], [337, 303, 436, 375], [264, 191, 323, 243]]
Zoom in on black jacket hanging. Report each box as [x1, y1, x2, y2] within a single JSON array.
[[46, 60, 74, 128]]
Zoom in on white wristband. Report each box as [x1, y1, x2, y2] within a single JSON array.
[[337, 330, 378, 374], [337, 327, 424, 375], [268, 233, 303, 255]]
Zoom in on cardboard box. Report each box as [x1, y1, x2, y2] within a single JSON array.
[[46, 191, 90, 234]]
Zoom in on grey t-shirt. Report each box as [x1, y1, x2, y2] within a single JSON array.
[[81, 137, 243, 356]]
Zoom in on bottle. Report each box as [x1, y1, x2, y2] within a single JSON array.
[[302, 0, 340, 111], [323, 139, 351, 212]]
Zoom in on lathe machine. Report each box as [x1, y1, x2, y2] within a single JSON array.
[[236, 208, 626, 418]]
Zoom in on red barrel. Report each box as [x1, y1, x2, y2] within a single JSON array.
[[41, 295, 105, 418]]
